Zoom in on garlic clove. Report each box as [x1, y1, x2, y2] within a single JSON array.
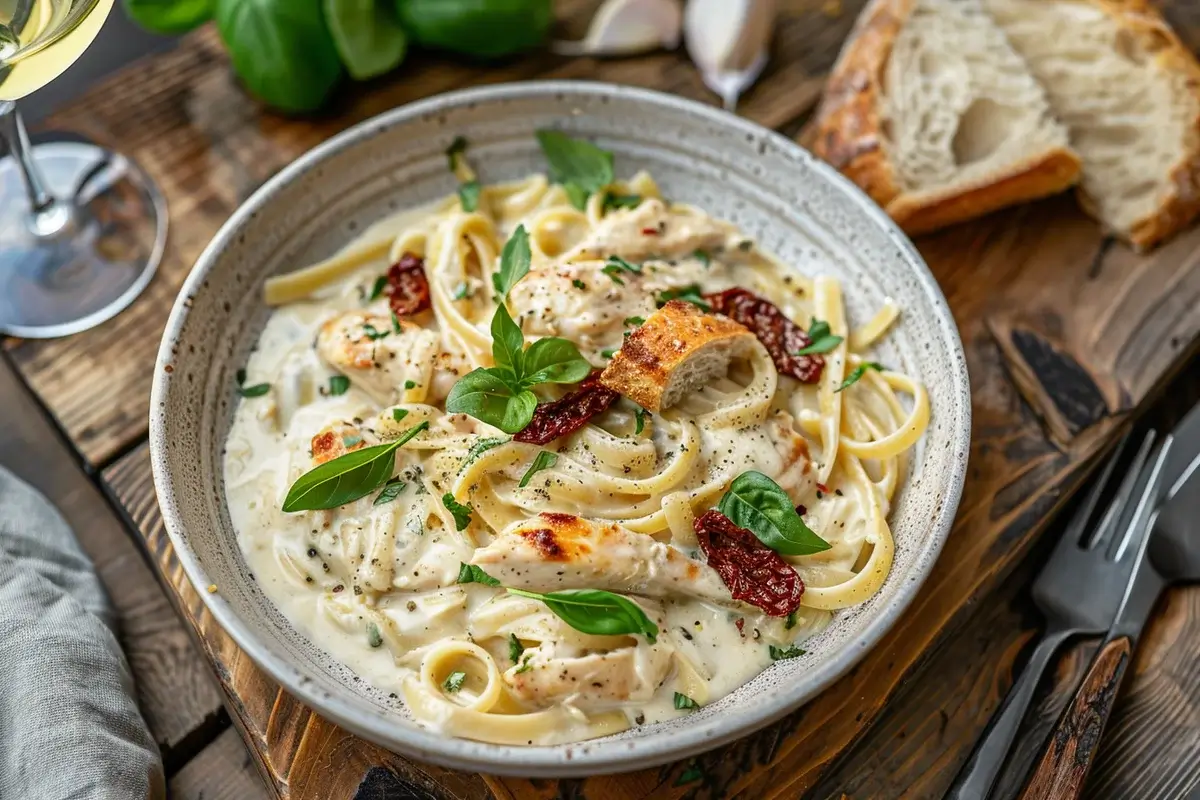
[[553, 0, 683, 57], [685, 0, 777, 111]]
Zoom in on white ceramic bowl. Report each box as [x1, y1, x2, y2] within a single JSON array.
[[150, 81, 971, 777]]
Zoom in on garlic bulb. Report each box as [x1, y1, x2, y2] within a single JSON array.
[[553, 0, 683, 56], [684, 0, 777, 111]]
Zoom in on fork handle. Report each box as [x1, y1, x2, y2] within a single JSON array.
[[944, 627, 1073, 800], [1018, 635, 1133, 800]]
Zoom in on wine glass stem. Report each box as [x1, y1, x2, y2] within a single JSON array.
[[0, 100, 76, 238]]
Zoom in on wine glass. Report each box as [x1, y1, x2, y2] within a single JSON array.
[[0, 0, 166, 338]]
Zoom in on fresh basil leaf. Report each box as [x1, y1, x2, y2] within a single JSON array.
[[329, 375, 350, 396], [493, 225, 531, 300], [718, 471, 831, 556], [795, 335, 843, 356], [507, 588, 658, 643], [602, 192, 641, 213], [442, 671, 466, 692], [489, 304, 526, 377], [808, 319, 831, 342], [445, 136, 468, 171], [836, 362, 886, 393], [535, 130, 614, 207], [392, 408, 408, 422], [445, 369, 537, 433], [460, 436, 508, 470], [673, 692, 699, 710], [456, 562, 500, 586], [442, 493, 473, 531], [391, 312, 403, 334], [656, 285, 710, 311], [394, 0, 553, 59], [238, 383, 271, 398], [366, 622, 383, 648], [508, 633, 525, 663], [125, 0, 212, 34], [563, 182, 589, 211], [282, 422, 428, 511], [324, 0, 407, 81], [769, 644, 805, 660], [521, 338, 592, 386], [362, 323, 388, 340], [785, 610, 797, 630], [368, 275, 388, 301], [605, 255, 641, 275], [215, 0, 342, 113], [514, 654, 533, 673], [373, 477, 406, 505], [634, 407, 647, 435], [518, 451, 558, 488], [458, 180, 481, 212], [692, 249, 711, 267]]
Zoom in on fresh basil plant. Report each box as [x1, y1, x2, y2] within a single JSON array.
[[394, 0, 554, 59]]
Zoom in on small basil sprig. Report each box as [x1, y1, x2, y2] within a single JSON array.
[[536, 130, 614, 210], [493, 225, 531, 300], [795, 319, 844, 356], [442, 493, 473, 531], [282, 422, 429, 511], [457, 563, 500, 586], [769, 644, 805, 660], [718, 471, 830, 556], [656, 285, 710, 311], [836, 362, 886, 392], [507, 588, 658, 642], [445, 304, 590, 433]]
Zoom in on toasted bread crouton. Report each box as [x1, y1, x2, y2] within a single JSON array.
[[599, 300, 754, 412]]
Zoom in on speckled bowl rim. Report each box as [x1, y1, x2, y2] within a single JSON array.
[[150, 81, 970, 776]]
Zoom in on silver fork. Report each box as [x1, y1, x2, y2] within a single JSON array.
[[945, 430, 1162, 800]]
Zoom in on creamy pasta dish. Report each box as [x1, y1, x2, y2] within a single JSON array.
[[223, 131, 929, 746]]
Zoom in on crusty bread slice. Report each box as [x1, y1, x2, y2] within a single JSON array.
[[983, 0, 1200, 250], [599, 300, 754, 412], [810, 0, 1081, 235]]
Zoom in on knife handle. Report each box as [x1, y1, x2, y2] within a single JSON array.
[[1018, 635, 1133, 800]]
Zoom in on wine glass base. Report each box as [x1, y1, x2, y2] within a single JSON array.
[[0, 140, 167, 339]]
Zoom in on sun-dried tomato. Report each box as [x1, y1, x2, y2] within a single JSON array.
[[386, 253, 431, 317], [694, 510, 804, 617], [704, 288, 824, 383], [514, 374, 619, 445]]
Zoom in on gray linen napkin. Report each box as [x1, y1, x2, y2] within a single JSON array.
[[0, 467, 165, 800]]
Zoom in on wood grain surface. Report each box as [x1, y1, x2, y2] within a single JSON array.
[[4, 0, 1200, 797]]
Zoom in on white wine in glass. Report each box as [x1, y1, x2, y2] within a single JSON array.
[[0, 0, 166, 338]]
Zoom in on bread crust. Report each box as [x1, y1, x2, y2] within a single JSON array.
[[1080, 0, 1200, 250], [810, 0, 1082, 235], [599, 300, 753, 412]]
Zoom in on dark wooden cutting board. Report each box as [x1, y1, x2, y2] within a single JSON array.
[[6, 1, 1200, 797]]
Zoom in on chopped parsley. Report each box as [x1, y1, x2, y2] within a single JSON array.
[[602, 192, 642, 213], [238, 382, 271, 398], [601, 349, 616, 359], [442, 671, 467, 692], [460, 436, 508, 470], [373, 477, 406, 506], [514, 655, 534, 674], [362, 323, 389, 341], [442, 493, 473, 531], [673, 692, 700, 710], [404, 379, 416, 390], [623, 316, 645, 327], [451, 281, 471, 301], [656, 285, 710, 311], [508, 633, 525, 664], [785, 610, 797, 630], [366, 622, 383, 648], [769, 644, 806, 660], [634, 406, 648, 435], [835, 362, 886, 393], [692, 249, 711, 267], [329, 375, 350, 396], [571, 278, 587, 290], [368, 275, 388, 301], [392, 408, 408, 423], [519, 451, 558, 488]]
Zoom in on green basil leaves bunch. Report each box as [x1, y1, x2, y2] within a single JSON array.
[[394, 0, 554, 60], [445, 226, 590, 434]]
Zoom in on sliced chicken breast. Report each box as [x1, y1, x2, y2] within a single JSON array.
[[316, 310, 439, 405], [471, 513, 731, 602], [564, 198, 739, 262], [505, 642, 673, 710]]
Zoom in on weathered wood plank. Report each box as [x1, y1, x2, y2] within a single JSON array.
[[15, 0, 1200, 797], [170, 727, 272, 800], [0, 355, 223, 766]]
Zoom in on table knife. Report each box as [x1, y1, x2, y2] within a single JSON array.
[[1019, 402, 1200, 800]]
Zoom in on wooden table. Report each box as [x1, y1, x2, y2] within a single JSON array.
[[5, 1, 1200, 797]]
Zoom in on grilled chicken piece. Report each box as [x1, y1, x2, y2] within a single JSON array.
[[471, 513, 731, 601], [505, 642, 673, 709], [564, 198, 737, 262], [310, 421, 369, 465], [316, 310, 439, 405], [508, 260, 655, 355], [764, 411, 817, 502]]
